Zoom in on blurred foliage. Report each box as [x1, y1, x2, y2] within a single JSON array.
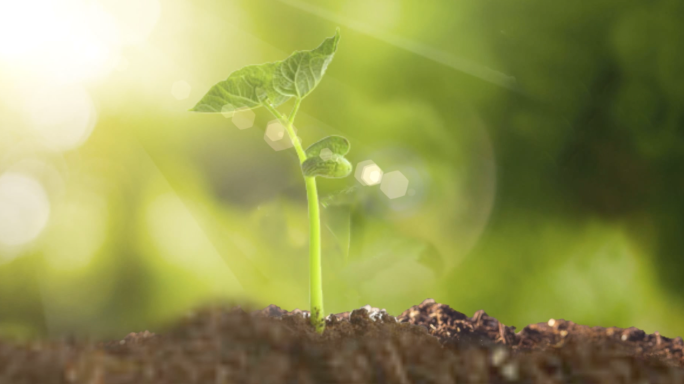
[[0, 0, 683, 341]]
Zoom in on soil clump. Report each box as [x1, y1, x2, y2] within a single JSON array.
[[1, 299, 683, 383]]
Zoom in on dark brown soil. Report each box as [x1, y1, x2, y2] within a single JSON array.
[[1, 298, 684, 383]]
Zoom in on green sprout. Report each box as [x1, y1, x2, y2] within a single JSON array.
[[190, 29, 348, 334]]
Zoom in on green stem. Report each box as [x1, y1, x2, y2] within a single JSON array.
[[263, 99, 325, 334], [304, 176, 323, 333]]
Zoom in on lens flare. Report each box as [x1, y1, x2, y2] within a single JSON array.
[[264, 121, 296, 151], [232, 107, 256, 130], [355, 160, 383, 186], [380, 171, 409, 199]]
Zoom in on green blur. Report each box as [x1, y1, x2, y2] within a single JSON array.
[[1, 0, 683, 341]]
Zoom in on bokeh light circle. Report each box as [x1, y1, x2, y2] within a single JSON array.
[[25, 84, 98, 152], [172, 80, 192, 100], [0, 172, 51, 247], [6, 158, 67, 201], [380, 170, 410, 199], [355, 160, 383, 186], [232, 107, 255, 130]]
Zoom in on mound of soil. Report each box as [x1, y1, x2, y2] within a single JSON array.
[[1, 299, 683, 383]]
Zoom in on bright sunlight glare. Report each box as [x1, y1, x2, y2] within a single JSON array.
[[0, 0, 160, 83], [97, 0, 161, 46]]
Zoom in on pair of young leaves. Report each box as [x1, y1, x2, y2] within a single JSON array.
[[191, 29, 351, 179]]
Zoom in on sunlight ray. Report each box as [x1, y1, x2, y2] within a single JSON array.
[[134, 140, 246, 292], [277, 0, 520, 92]]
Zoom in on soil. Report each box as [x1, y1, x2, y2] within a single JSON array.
[[1, 298, 683, 383]]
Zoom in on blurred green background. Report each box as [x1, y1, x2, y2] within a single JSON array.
[[1, 0, 683, 341]]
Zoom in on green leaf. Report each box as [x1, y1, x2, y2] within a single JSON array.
[[190, 29, 340, 113], [305, 135, 350, 158], [274, 28, 340, 99], [190, 62, 289, 113], [302, 154, 352, 179], [303, 135, 351, 178]]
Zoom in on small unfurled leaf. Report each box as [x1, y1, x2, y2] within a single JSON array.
[[190, 62, 289, 113], [302, 154, 352, 178], [274, 28, 340, 99], [305, 135, 350, 158]]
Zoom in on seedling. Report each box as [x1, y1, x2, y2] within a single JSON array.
[[190, 29, 349, 333]]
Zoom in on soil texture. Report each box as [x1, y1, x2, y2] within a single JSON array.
[[1, 299, 683, 383]]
